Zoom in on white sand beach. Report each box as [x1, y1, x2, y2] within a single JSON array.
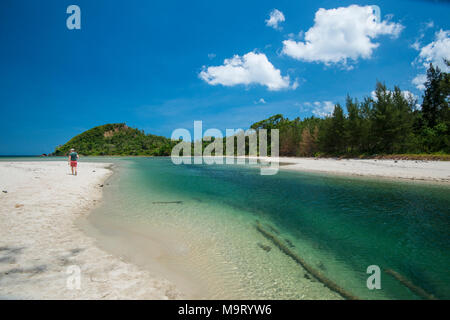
[[0, 161, 181, 299], [258, 157, 450, 183]]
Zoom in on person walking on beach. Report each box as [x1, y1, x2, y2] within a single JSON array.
[[68, 148, 79, 176]]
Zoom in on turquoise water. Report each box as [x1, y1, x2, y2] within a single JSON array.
[[81, 157, 450, 300], [5, 157, 447, 299]]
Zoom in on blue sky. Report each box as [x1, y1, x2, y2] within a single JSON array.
[[0, 0, 449, 154]]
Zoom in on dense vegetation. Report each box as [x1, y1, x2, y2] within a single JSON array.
[[54, 63, 448, 158], [250, 62, 449, 158], [53, 123, 176, 156]]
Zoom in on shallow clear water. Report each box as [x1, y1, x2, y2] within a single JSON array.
[[75, 157, 449, 300], [3, 157, 450, 299]]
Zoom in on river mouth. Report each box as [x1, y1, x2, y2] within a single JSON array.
[[80, 157, 450, 299]]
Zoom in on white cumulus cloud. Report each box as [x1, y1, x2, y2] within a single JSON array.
[[412, 29, 450, 90], [282, 5, 403, 66], [312, 101, 335, 117], [199, 52, 295, 91], [412, 74, 427, 91], [416, 30, 450, 70], [266, 9, 285, 30]]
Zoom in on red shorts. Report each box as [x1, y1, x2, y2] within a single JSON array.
[[70, 161, 78, 167]]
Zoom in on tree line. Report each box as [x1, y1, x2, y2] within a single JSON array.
[[251, 62, 449, 157], [53, 63, 448, 158]]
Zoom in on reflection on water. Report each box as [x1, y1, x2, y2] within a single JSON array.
[[84, 157, 449, 299]]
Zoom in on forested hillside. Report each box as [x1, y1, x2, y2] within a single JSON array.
[[53, 123, 176, 156]]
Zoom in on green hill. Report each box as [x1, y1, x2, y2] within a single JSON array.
[[53, 123, 176, 156]]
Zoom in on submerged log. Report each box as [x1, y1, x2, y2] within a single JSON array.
[[152, 201, 183, 204], [255, 222, 359, 300], [257, 242, 272, 252], [384, 269, 436, 300], [284, 238, 295, 248]]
